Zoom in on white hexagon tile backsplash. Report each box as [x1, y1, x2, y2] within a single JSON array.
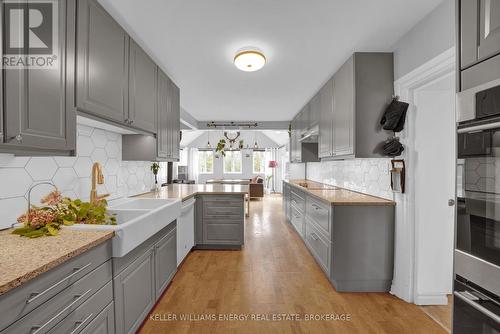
[[0, 124, 156, 229], [306, 158, 393, 200]]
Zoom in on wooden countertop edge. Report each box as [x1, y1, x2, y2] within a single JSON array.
[[0, 231, 114, 296], [285, 180, 396, 206]]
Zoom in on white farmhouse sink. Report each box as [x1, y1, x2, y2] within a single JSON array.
[[68, 198, 181, 257]]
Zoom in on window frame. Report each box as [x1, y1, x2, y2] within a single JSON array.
[[197, 150, 214, 174], [223, 150, 243, 174], [252, 151, 266, 174]]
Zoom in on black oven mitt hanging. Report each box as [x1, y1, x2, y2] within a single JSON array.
[[382, 137, 404, 157], [380, 98, 409, 132]]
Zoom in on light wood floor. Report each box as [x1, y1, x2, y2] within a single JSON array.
[[419, 296, 452, 333], [139, 195, 447, 334]]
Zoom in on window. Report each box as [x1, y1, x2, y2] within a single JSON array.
[[253, 151, 266, 174], [224, 151, 242, 174], [198, 151, 214, 174]]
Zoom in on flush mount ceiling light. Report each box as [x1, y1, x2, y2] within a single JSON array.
[[234, 48, 266, 72]]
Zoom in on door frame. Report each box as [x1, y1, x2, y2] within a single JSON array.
[[391, 47, 456, 303]]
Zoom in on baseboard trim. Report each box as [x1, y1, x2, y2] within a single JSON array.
[[414, 293, 449, 305]]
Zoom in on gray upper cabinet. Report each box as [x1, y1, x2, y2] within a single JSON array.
[[76, 0, 129, 124], [461, 0, 500, 69], [332, 56, 355, 157], [318, 78, 334, 158], [157, 69, 170, 159], [128, 40, 157, 133], [478, 0, 500, 60], [317, 53, 393, 160], [309, 92, 321, 128], [1, 0, 76, 155], [169, 80, 181, 161]]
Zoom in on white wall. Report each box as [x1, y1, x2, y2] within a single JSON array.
[[0, 124, 158, 229], [392, 0, 455, 80]]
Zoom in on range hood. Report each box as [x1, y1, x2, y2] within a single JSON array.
[[299, 125, 319, 143]]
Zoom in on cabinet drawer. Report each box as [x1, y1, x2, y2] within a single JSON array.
[[203, 222, 243, 244], [306, 196, 332, 240], [47, 282, 113, 334], [80, 302, 114, 334], [2, 260, 112, 334], [0, 242, 111, 331], [305, 220, 332, 276], [203, 203, 243, 218], [290, 205, 304, 237], [290, 190, 305, 212]]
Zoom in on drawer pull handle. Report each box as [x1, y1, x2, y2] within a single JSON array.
[[311, 233, 319, 241], [311, 204, 321, 210], [26, 262, 92, 304], [71, 313, 94, 334], [31, 289, 93, 334]]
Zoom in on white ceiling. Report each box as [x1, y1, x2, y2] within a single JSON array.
[[99, 0, 444, 122]]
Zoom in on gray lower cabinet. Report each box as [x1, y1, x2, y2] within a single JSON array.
[[0, 224, 178, 334], [80, 302, 115, 334], [0, 241, 113, 333], [283, 181, 395, 292], [154, 227, 177, 299], [114, 247, 156, 334], [128, 40, 157, 133], [195, 195, 245, 248], [113, 222, 177, 334], [1, 0, 76, 155], [76, 0, 129, 124]]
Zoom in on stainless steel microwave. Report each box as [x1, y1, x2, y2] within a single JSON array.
[[457, 78, 500, 124]]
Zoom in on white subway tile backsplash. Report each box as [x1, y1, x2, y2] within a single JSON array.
[[0, 124, 154, 229], [306, 158, 393, 200]]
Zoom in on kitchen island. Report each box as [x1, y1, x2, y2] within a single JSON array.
[[136, 184, 249, 251]]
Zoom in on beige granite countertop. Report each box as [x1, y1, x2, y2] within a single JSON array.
[[134, 183, 249, 201], [0, 229, 114, 296], [286, 179, 396, 206]]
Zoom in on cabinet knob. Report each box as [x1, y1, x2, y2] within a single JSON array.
[[448, 199, 455, 206]]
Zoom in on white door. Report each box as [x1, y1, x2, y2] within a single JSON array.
[[413, 73, 456, 305]]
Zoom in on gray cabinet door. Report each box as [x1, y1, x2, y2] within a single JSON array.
[[309, 93, 320, 128], [169, 80, 180, 161], [3, 0, 76, 152], [157, 69, 170, 159], [460, 0, 479, 68], [478, 0, 500, 61], [318, 78, 334, 158], [333, 56, 355, 157], [114, 247, 155, 334], [80, 302, 115, 334], [76, 0, 129, 124], [155, 227, 177, 299], [461, 0, 500, 69], [129, 40, 157, 133]]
